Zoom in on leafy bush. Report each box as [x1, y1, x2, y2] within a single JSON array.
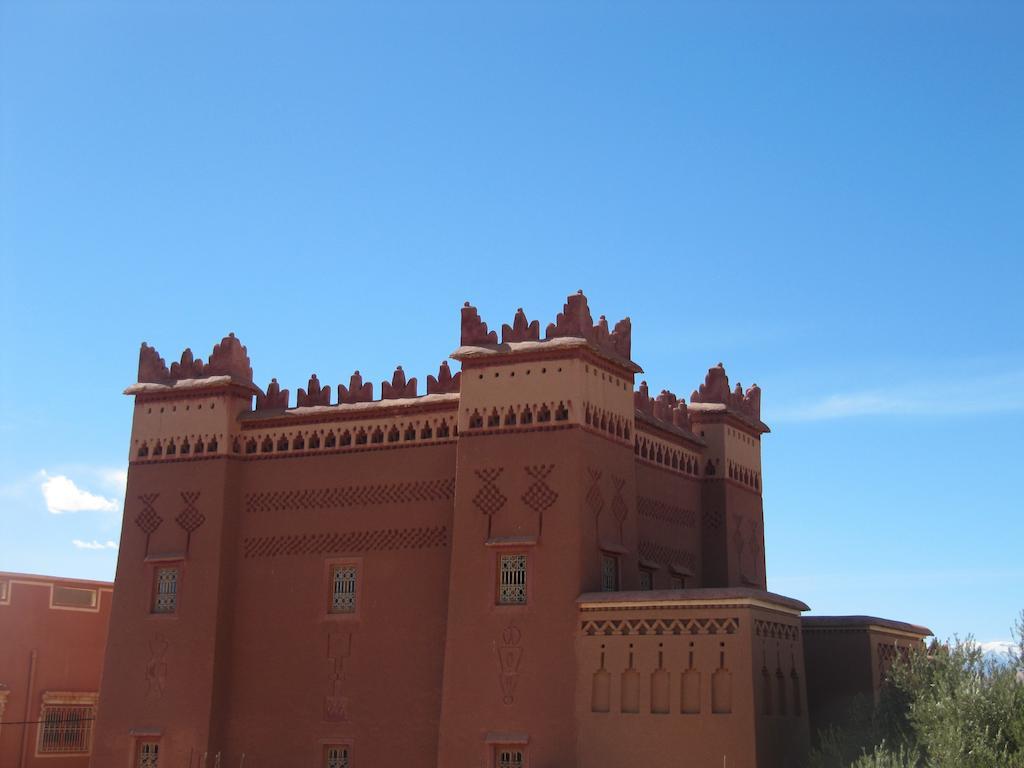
[[810, 610, 1024, 768]]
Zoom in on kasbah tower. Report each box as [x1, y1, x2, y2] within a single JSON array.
[[91, 291, 929, 768]]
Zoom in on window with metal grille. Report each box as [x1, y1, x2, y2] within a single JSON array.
[[330, 565, 357, 613], [600, 554, 618, 592], [138, 741, 159, 768], [153, 567, 178, 613], [497, 553, 527, 604], [325, 745, 350, 768], [671, 575, 686, 589], [496, 748, 524, 768], [639, 569, 653, 590], [37, 700, 95, 754]]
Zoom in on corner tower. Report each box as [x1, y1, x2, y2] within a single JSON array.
[[436, 292, 641, 767]]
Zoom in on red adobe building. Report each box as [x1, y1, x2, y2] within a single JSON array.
[[0, 572, 112, 767], [89, 292, 929, 768]]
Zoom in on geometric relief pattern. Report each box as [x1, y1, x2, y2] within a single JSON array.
[[638, 539, 698, 574], [585, 468, 604, 518], [637, 497, 696, 528], [472, 469, 507, 516], [754, 619, 800, 642], [244, 478, 455, 514], [134, 494, 162, 535], [702, 507, 724, 530], [174, 491, 205, 533], [581, 616, 739, 636], [522, 465, 557, 513], [242, 525, 448, 559]]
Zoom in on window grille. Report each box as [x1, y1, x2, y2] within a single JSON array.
[[639, 569, 653, 590], [497, 749, 524, 768], [153, 567, 178, 613], [671, 575, 685, 589], [498, 553, 527, 604], [325, 745, 350, 768], [37, 703, 94, 754], [138, 741, 159, 768], [600, 554, 618, 592], [330, 565, 357, 613]]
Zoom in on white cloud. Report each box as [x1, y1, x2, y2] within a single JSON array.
[[39, 472, 118, 514], [769, 370, 1024, 422], [72, 539, 118, 550]]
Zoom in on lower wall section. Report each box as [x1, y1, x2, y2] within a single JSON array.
[[575, 588, 811, 768]]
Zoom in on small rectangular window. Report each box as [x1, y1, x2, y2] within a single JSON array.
[[496, 748, 524, 768], [639, 569, 653, 590], [671, 575, 686, 589], [138, 741, 159, 768], [53, 585, 98, 609], [330, 565, 358, 614], [600, 554, 619, 592], [325, 744, 350, 768], [152, 567, 178, 614], [37, 694, 97, 755], [497, 553, 528, 605]]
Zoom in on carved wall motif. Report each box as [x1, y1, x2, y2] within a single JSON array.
[[583, 404, 631, 443], [175, 491, 205, 552], [324, 631, 353, 722], [472, 469, 506, 538], [634, 432, 702, 478], [242, 526, 448, 559], [496, 624, 523, 705], [581, 617, 739, 637], [585, 468, 603, 541], [730, 515, 764, 586], [638, 540, 698, 575], [135, 494, 162, 555], [610, 477, 628, 543], [754, 620, 800, 643], [522, 465, 557, 534], [245, 478, 455, 514], [702, 507, 724, 531], [620, 644, 640, 714], [463, 401, 571, 433], [145, 634, 169, 699], [637, 497, 696, 529], [650, 645, 670, 714], [591, 645, 611, 713]]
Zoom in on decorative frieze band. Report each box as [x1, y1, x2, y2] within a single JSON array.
[[245, 478, 456, 514], [242, 525, 449, 559], [580, 616, 739, 636]]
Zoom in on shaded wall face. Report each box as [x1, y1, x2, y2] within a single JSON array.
[[437, 426, 637, 768], [575, 602, 808, 768], [633, 463, 703, 588], [0, 575, 111, 768], [222, 443, 456, 765]]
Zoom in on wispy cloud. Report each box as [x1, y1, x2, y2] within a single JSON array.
[[72, 539, 118, 550], [38, 471, 118, 514], [980, 640, 1015, 655], [769, 370, 1024, 422]]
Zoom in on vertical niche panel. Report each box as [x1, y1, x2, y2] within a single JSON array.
[[591, 645, 611, 714], [776, 650, 788, 717], [681, 642, 701, 715], [620, 643, 640, 714], [711, 642, 732, 715], [760, 644, 773, 716], [790, 651, 803, 717], [650, 644, 670, 715]]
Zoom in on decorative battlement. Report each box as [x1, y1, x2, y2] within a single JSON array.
[[138, 333, 254, 386], [690, 363, 762, 424], [634, 382, 694, 433], [458, 291, 633, 367]]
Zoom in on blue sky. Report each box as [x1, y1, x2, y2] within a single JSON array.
[[1, 1, 1021, 647]]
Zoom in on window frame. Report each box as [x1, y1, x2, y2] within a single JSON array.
[[495, 551, 529, 606], [600, 552, 620, 592], [150, 564, 181, 615], [322, 741, 353, 768], [34, 691, 98, 757], [323, 558, 362, 620], [493, 745, 528, 768], [136, 739, 160, 768], [638, 567, 654, 591]]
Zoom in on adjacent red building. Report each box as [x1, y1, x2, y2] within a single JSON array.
[[0, 572, 112, 768], [88, 292, 930, 768]]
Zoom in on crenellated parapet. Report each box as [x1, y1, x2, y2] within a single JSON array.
[[381, 366, 417, 399], [137, 333, 254, 386], [634, 382, 694, 433], [297, 374, 331, 407], [690, 363, 761, 423], [427, 361, 461, 395], [338, 371, 374, 405], [459, 291, 633, 364], [257, 378, 290, 410]]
